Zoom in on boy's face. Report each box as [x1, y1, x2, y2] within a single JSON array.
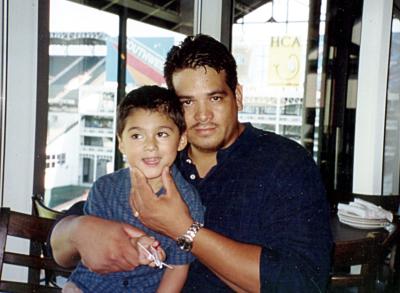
[[118, 108, 186, 189]]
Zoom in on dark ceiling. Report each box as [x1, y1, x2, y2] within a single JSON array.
[[68, 0, 270, 35]]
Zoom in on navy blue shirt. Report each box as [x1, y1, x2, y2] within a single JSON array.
[[178, 124, 332, 292]]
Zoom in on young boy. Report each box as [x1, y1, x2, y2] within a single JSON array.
[[63, 85, 204, 293]]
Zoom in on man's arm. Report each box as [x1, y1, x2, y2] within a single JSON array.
[[50, 214, 144, 273]]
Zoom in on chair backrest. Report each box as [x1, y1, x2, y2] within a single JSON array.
[[330, 231, 385, 292], [32, 194, 64, 220], [0, 207, 72, 293], [329, 190, 400, 213]]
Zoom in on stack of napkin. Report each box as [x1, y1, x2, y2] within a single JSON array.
[[337, 198, 393, 229]]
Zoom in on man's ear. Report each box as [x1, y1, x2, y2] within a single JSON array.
[[178, 132, 188, 151], [235, 84, 244, 111]]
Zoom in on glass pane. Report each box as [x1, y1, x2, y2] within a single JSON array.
[[125, 19, 187, 91], [232, 0, 310, 146], [383, 14, 400, 195], [46, 0, 119, 208], [45, 0, 194, 208]]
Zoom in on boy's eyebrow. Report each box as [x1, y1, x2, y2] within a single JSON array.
[[125, 126, 142, 132], [125, 125, 175, 131], [156, 125, 175, 130]]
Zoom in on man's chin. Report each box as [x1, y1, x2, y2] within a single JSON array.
[[190, 140, 221, 153]]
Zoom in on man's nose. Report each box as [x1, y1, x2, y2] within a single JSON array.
[[195, 102, 212, 122]]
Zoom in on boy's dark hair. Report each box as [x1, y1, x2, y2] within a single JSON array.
[[117, 85, 186, 137], [164, 34, 238, 93]]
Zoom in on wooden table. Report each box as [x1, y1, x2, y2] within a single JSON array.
[[331, 215, 391, 244]]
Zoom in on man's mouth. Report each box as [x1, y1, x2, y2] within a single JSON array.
[[192, 124, 217, 135]]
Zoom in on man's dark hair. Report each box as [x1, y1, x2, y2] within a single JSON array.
[[164, 34, 238, 93], [117, 85, 186, 137]]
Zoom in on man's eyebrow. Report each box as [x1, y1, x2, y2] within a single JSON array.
[[178, 90, 228, 99], [207, 90, 228, 96]]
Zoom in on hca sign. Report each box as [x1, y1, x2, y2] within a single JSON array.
[[268, 35, 302, 86]]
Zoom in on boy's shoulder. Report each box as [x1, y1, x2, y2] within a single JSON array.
[[93, 168, 130, 189], [170, 164, 192, 191]]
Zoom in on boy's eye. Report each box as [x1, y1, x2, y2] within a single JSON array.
[[131, 133, 142, 139], [157, 132, 169, 138]]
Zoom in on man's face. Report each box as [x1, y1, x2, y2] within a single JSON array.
[[172, 66, 243, 153], [118, 109, 186, 190]]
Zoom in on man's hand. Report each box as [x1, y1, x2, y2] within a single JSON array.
[[130, 166, 193, 239], [51, 215, 144, 274]]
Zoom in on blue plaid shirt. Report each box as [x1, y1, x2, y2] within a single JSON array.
[[179, 123, 332, 293], [69, 165, 204, 293]]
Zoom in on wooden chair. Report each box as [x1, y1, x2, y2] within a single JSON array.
[[0, 207, 72, 293], [330, 231, 385, 292], [32, 194, 64, 220], [31, 194, 67, 287]]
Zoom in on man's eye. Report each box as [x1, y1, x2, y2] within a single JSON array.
[[181, 99, 193, 106], [211, 96, 222, 102], [157, 132, 169, 138]]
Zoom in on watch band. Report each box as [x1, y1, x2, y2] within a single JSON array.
[[176, 221, 204, 252]]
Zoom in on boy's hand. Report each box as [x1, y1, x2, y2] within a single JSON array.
[[131, 235, 166, 267]]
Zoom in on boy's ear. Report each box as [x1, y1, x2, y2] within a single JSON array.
[[178, 132, 187, 151], [117, 135, 125, 154]]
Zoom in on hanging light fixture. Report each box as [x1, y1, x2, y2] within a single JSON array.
[[267, 0, 277, 23]]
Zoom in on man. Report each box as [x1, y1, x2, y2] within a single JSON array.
[[50, 34, 332, 292]]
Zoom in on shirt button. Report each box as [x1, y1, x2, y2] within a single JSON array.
[[186, 158, 192, 164], [123, 278, 129, 287], [190, 174, 196, 180]]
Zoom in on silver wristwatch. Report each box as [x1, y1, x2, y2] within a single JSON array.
[[176, 222, 204, 252]]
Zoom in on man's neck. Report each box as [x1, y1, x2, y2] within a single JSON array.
[[188, 147, 217, 178]]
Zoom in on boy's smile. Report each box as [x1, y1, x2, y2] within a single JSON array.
[[118, 108, 186, 191]]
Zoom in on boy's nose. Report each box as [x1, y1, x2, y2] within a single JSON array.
[[144, 138, 157, 151]]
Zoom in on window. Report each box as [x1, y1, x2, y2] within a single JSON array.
[[45, 0, 194, 208], [45, 0, 119, 207], [233, 0, 310, 145], [383, 13, 400, 194]]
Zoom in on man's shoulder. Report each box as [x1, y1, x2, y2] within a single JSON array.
[[246, 125, 311, 162]]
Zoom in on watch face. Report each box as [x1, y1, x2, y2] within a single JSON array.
[[177, 236, 192, 252]]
